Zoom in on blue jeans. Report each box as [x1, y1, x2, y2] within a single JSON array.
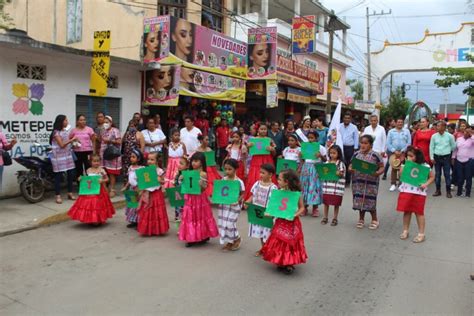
[[434, 154, 451, 191], [456, 159, 473, 196], [54, 169, 75, 195]]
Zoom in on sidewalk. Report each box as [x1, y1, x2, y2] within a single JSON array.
[[0, 189, 126, 237]]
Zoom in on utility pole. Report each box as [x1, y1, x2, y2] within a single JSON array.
[[325, 12, 336, 121], [366, 7, 392, 101], [415, 80, 420, 101], [443, 88, 449, 119]]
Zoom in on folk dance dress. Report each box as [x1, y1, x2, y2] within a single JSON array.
[[179, 175, 219, 243], [137, 167, 169, 236], [226, 144, 247, 180], [244, 154, 277, 200], [205, 162, 222, 196], [68, 169, 115, 224], [282, 146, 301, 165], [396, 163, 430, 215], [248, 181, 278, 242], [125, 165, 142, 224], [164, 142, 185, 188], [300, 144, 327, 206], [322, 160, 346, 206], [217, 176, 245, 245], [351, 151, 383, 212]]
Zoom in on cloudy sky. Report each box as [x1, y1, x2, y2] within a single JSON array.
[[320, 0, 472, 111]]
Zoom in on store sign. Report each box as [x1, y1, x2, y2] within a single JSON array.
[[354, 100, 376, 113], [89, 30, 111, 96], [292, 15, 317, 54], [143, 16, 247, 79], [266, 80, 278, 108], [143, 64, 181, 106], [247, 27, 277, 80], [179, 66, 246, 103], [277, 54, 325, 94]]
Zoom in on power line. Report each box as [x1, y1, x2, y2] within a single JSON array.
[[343, 12, 469, 18]]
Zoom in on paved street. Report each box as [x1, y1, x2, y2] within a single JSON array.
[[0, 181, 472, 315]]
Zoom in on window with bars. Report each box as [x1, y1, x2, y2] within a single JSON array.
[[159, 0, 186, 19], [16, 63, 47, 80], [76, 95, 122, 130], [107, 75, 119, 89], [202, 0, 224, 33], [66, 0, 83, 44]]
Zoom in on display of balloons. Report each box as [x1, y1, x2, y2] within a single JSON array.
[[216, 105, 222, 111], [215, 111, 221, 117], [227, 111, 233, 118], [211, 101, 217, 107], [213, 117, 221, 125], [221, 112, 228, 119], [228, 118, 234, 125]]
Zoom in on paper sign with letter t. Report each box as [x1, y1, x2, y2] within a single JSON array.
[[211, 180, 241, 204], [136, 165, 159, 190], [400, 160, 430, 187], [79, 175, 101, 195], [266, 190, 301, 221]]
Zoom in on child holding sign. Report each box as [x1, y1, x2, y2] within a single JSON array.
[[68, 154, 115, 225], [349, 135, 384, 230], [197, 134, 222, 196], [179, 152, 218, 247], [217, 159, 245, 251], [244, 163, 278, 256], [122, 149, 144, 228], [281, 134, 301, 167], [225, 131, 248, 181], [173, 157, 189, 221], [164, 129, 187, 188], [397, 146, 434, 243], [245, 124, 277, 200], [261, 169, 307, 275], [321, 145, 346, 226], [136, 152, 169, 236], [299, 131, 326, 217]]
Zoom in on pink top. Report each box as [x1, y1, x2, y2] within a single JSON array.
[[70, 126, 95, 152], [452, 136, 474, 163], [0, 132, 14, 166]]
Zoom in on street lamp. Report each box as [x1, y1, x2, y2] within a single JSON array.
[[415, 80, 420, 101]]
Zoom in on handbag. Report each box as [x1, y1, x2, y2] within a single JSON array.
[[103, 131, 121, 161], [1, 150, 12, 166]]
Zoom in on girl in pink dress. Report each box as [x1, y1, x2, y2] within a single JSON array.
[[164, 129, 187, 188], [137, 152, 169, 236], [179, 152, 218, 247]]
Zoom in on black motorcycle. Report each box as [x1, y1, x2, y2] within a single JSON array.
[[14, 146, 60, 203]]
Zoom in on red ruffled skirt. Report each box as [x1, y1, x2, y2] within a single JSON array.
[[396, 192, 426, 215], [244, 155, 277, 200], [164, 157, 181, 188], [137, 190, 170, 236], [205, 166, 222, 196], [236, 160, 246, 181], [261, 217, 308, 266], [68, 185, 115, 224], [179, 192, 218, 242]]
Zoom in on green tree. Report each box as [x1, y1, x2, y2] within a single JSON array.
[[434, 54, 474, 96], [0, 0, 13, 30], [380, 87, 411, 124], [346, 79, 364, 102]]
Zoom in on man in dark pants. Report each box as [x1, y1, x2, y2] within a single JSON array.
[[339, 112, 359, 185], [430, 121, 456, 198], [268, 121, 284, 164]]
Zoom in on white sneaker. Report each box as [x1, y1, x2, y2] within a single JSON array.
[[389, 184, 397, 192]]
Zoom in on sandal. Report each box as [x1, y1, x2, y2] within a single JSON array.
[[109, 190, 116, 198], [356, 220, 364, 229], [399, 230, 409, 240], [283, 266, 295, 275], [55, 195, 63, 204], [67, 193, 76, 201], [255, 250, 262, 257], [320, 218, 328, 225], [368, 221, 379, 230], [330, 219, 338, 226], [413, 234, 425, 243]]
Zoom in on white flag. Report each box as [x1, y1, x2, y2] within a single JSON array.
[[328, 99, 344, 157]]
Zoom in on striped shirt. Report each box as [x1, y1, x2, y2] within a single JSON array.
[[322, 160, 346, 196]]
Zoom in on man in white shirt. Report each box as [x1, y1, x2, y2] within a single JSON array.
[[180, 116, 202, 156], [363, 115, 387, 156]]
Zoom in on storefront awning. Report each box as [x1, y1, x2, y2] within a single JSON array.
[[286, 87, 310, 104]]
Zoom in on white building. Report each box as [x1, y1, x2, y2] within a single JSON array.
[[0, 30, 142, 198]]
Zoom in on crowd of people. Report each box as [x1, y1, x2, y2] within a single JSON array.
[[8, 109, 470, 275]]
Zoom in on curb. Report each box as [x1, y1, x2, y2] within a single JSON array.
[[0, 199, 126, 238]]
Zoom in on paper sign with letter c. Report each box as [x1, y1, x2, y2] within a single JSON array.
[[400, 160, 430, 187], [211, 179, 241, 205], [266, 189, 301, 220]]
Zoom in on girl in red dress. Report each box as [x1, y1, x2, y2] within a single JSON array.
[[136, 152, 170, 236], [262, 169, 307, 274], [68, 154, 115, 225], [197, 134, 222, 196], [396, 146, 435, 243], [225, 131, 248, 181], [245, 124, 277, 200]]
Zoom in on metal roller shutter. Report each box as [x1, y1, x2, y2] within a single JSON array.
[[75, 95, 122, 129]]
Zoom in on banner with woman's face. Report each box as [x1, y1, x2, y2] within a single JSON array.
[[143, 65, 181, 106], [143, 16, 248, 80], [247, 27, 277, 80]]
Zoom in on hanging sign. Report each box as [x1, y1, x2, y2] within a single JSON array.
[[143, 65, 181, 106], [266, 79, 278, 108], [292, 15, 317, 54], [89, 30, 111, 97], [247, 27, 277, 80]]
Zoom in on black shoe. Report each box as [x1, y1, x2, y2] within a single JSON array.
[[126, 223, 137, 228], [185, 242, 193, 248], [382, 175, 387, 180], [446, 192, 452, 198], [433, 190, 441, 197]]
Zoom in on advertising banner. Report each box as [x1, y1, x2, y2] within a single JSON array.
[[89, 30, 111, 97], [277, 54, 325, 94], [292, 16, 317, 54], [247, 27, 277, 80], [266, 79, 278, 108], [143, 16, 247, 79], [179, 66, 246, 103], [144, 64, 181, 106]]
